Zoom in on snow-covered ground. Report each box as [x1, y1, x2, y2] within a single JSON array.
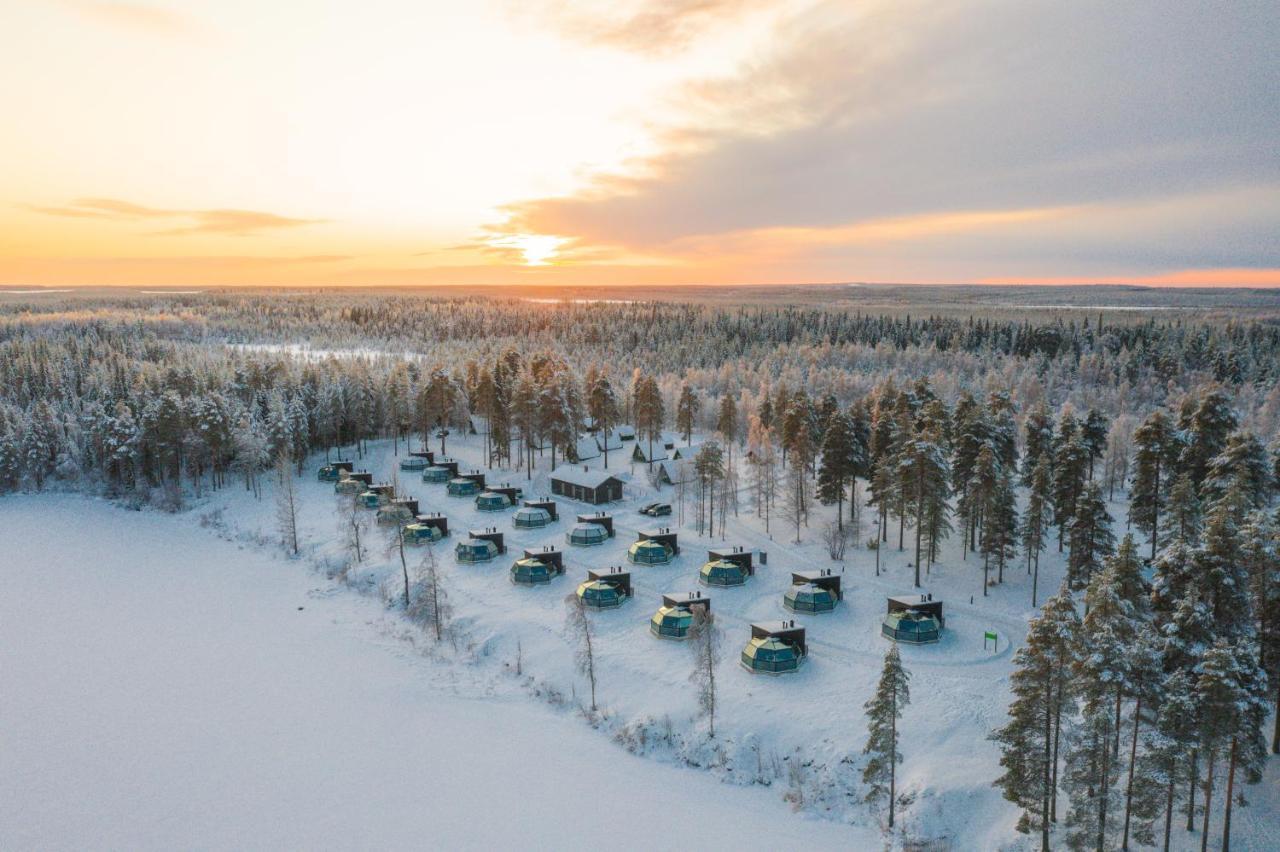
[[3, 428, 1276, 850], [0, 495, 873, 850]]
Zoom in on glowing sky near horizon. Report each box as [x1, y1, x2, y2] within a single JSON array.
[[1, 0, 1277, 287]]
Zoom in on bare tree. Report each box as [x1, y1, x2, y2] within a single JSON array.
[[780, 462, 809, 543], [688, 608, 722, 738], [564, 592, 598, 712], [407, 543, 449, 641], [337, 493, 367, 565], [822, 520, 848, 562], [274, 452, 300, 556], [385, 520, 411, 609]]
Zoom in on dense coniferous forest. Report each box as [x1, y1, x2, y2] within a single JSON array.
[[1, 290, 1277, 849]]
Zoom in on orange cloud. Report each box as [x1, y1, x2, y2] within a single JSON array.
[[526, 0, 772, 55], [27, 198, 325, 236]]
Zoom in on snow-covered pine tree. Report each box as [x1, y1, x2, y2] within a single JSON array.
[[1064, 562, 1136, 850], [675, 384, 699, 445], [1023, 455, 1053, 606], [817, 410, 857, 532], [1067, 481, 1115, 592], [1130, 409, 1177, 560], [863, 643, 911, 829], [991, 588, 1082, 850]]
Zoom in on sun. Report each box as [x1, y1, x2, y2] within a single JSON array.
[[488, 233, 567, 266]]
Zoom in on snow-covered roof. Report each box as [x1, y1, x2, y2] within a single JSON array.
[[574, 436, 600, 461], [549, 464, 630, 489]]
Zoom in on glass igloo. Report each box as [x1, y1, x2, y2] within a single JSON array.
[[784, 583, 838, 613], [566, 522, 608, 546], [740, 636, 804, 675], [475, 491, 512, 512], [455, 537, 499, 563], [881, 610, 941, 644], [513, 506, 553, 529], [576, 579, 628, 609], [649, 604, 696, 640], [399, 456, 429, 471], [404, 523, 445, 545], [510, 557, 557, 585], [447, 477, 480, 497], [627, 539, 672, 565], [421, 466, 451, 483], [699, 559, 749, 587]]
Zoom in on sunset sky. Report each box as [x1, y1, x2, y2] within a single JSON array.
[[2, 1, 1277, 288]]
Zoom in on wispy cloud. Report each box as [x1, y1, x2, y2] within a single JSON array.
[[525, 0, 772, 55], [63, 1, 200, 38], [496, 0, 1280, 280], [28, 198, 325, 236]]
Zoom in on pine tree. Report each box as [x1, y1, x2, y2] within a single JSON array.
[[1064, 563, 1135, 850], [816, 411, 857, 532], [1130, 409, 1177, 560], [991, 588, 1082, 850], [1181, 390, 1238, 490], [1239, 511, 1280, 753], [1203, 431, 1272, 517], [586, 371, 620, 469], [1023, 456, 1053, 606], [676, 384, 699, 445], [863, 644, 911, 829], [970, 445, 1001, 595], [1054, 432, 1090, 553], [1160, 472, 1202, 550], [1082, 408, 1110, 480], [1131, 670, 1197, 851], [1067, 482, 1115, 592], [1022, 401, 1055, 486]]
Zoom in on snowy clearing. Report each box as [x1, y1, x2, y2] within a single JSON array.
[[0, 495, 871, 851]]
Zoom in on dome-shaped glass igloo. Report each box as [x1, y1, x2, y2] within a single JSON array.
[[740, 636, 804, 675], [455, 537, 499, 563], [699, 559, 749, 587], [421, 465, 451, 483], [447, 477, 480, 497], [576, 579, 627, 609], [334, 478, 364, 495], [513, 506, 552, 528], [881, 610, 941, 644], [399, 456, 429, 471], [404, 522, 445, 545], [359, 490, 389, 508], [566, 522, 608, 546], [475, 491, 512, 512], [649, 604, 696, 639], [628, 539, 673, 565], [784, 583, 838, 613], [510, 557, 557, 585]]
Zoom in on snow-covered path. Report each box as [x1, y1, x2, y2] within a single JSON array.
[[0, 495, 871, 851]]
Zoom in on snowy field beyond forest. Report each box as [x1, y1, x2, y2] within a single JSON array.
[[2, 424, 1276, 850]]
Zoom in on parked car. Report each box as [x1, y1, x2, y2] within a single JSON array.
[[640, 502, 672, 517]]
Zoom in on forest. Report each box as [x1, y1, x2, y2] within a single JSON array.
[[0, 290, 1277, 850]]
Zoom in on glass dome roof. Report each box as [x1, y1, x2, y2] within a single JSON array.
[[421, 466, 451, 482], [740, 636, 804, 674], [881, 610, 941, 644], [455, 538, 498, 562], [513, 506, 552, 528], [576, 579, 627, 608], [404, 523, 444, 543], [566, 522, 608, 545], [784, 583, 838, 613], [447, 478, 480, 496], [699, 559, 749, 586], [628, 539, 672, 565], [649, 604, 695, 639], [475, 491, 512, 511], [511, 557, 555, 584]]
